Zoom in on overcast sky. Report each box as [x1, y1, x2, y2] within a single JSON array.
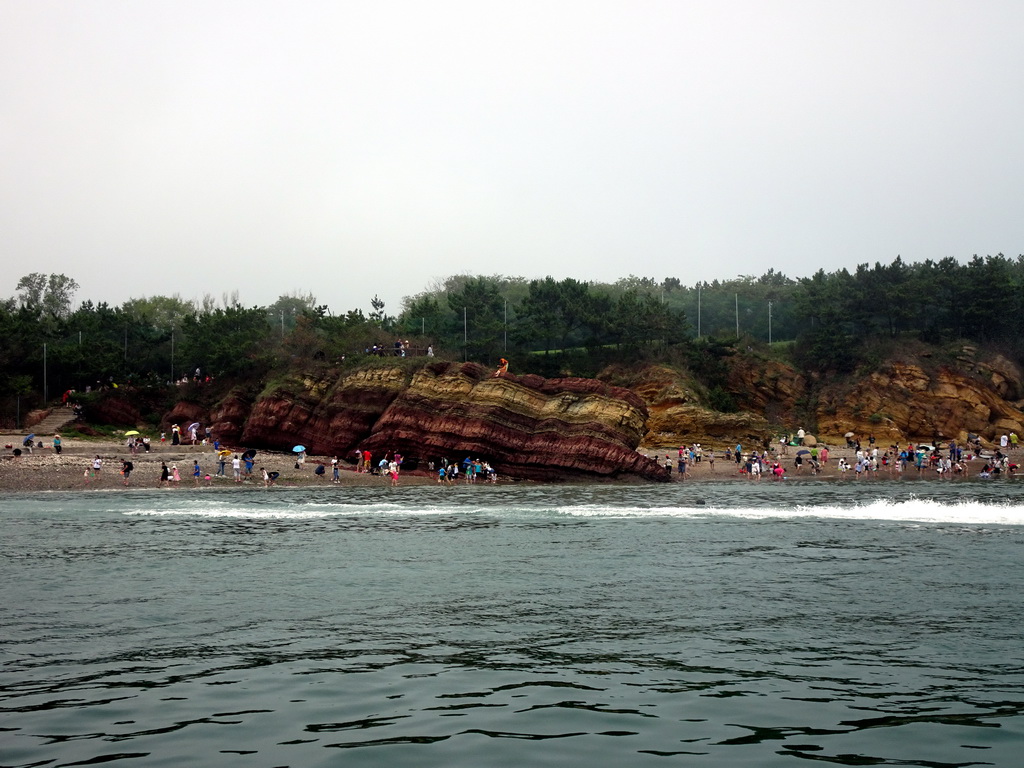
[[3, 1, 1022, 316]]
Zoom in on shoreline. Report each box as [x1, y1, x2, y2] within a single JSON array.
[[0, 433, 1014, 493]]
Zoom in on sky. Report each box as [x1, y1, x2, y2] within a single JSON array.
[[3, 1, 1023, 317]]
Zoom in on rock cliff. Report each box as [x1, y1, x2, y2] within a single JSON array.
[[146, 346, 1024, 479], [628, 346, 1024, 449], [190, 362, 665, 482]]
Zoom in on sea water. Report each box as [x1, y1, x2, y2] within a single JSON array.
[[3, 481, 1024, 767]]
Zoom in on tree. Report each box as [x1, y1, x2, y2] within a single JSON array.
[[446, 277, 505, 362], [369, 295, 386, 325], [15, 273, 79, 319], [122, 295, 198, 330], [265, 292, 317, 336], [178, 305, 272, 377]]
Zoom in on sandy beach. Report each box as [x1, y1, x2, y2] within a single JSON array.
[[0, 431, 1002, 493]]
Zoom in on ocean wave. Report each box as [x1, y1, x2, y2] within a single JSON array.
[[554, 497, 1024, 525], [118, 495, 1024, 526]]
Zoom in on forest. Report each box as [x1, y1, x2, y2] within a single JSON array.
[[3, 253, 1023, 426]]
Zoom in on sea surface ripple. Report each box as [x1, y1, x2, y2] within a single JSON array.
[[3, 481, 1024, 767]]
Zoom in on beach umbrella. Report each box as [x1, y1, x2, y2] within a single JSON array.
[[796, 449, 811, 456], [125, 430, 140, 436], [844, 432, 855, 438], [243, 449, 257, 459], [292, 445, 306, 453], [188, 422, 200, 431], [25, 433, 35, 440], [218, 449, 232, 457]]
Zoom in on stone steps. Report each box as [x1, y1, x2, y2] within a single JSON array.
[[25, 409, 78, 438]]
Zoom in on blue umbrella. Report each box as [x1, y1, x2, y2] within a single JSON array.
[[292, 445, 306, 453]]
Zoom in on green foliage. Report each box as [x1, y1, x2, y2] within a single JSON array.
[[6, 254, 1024, 420], [706, 385, 739, 413], [16, 272, 79, 320], [446, 277, 506, 364]]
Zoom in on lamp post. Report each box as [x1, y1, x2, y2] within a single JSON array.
[[697, 284, 701, 338]]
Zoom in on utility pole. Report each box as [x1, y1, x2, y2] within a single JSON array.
[[735, 293, 739, 337], [43, 343, 48, 403], [697, 284, 701, 339], [768, 301, 773, 345]]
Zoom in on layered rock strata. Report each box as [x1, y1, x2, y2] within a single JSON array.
[[194, 362, 665, 482]]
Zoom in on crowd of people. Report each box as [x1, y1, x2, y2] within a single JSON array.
[[17, 412, 1024, 488], [655, 433, 1022, 481]]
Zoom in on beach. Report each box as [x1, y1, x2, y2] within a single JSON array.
[[0, 431, 1002, 492]]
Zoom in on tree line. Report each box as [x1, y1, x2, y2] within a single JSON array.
[[3, 253, 1023, 424]]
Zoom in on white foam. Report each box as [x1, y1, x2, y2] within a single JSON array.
[[118, 493, 1024, 526], [554, 498, 1024, 525], [123, 502, 492, 519]]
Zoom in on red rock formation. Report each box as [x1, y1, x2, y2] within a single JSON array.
[[201, 362, 665, 481], [89, 395, 142, 427], [360, 362, 665, 481], [238, 366, 409, 456]]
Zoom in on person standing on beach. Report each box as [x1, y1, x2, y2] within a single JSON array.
[[192, 460, 201, 485], [331, 456, 339, 482], [92, 455, 102, 481], [232, 455, 241, 482], [172, 465, 180, 483], [160, 462, 170, 486], [121, 458, 133, 486]]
